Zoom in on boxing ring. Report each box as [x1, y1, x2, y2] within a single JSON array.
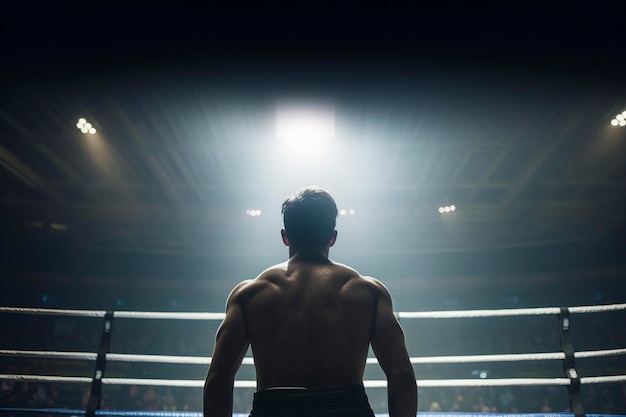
[[1, 303, 625, 417]]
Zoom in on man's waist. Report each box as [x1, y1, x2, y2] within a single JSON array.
[[253, 384, 370, 406]]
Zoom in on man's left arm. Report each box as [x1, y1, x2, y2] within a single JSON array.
[[204, 282, 250, 417]]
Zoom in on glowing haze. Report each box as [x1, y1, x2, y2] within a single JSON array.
[[275, 99, 335, 159]]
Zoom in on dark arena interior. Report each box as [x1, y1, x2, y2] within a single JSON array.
[[1, 3, 625, 417]]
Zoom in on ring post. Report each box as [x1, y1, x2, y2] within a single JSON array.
[[87, 311, 114, 417], [558, 307, 584, 417]]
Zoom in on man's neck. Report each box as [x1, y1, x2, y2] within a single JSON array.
[[289, 247, 330, 262]]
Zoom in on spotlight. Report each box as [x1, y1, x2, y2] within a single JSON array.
[[349, 209, 355, 215], [276, 101, 335, 141], [610, 111, 626, 127], [339, 209, 347, 216], [439, 204, 457, 214], [76, 118, 97, 134]]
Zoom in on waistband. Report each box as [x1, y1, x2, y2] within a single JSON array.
[[250, 384, 373, 417]]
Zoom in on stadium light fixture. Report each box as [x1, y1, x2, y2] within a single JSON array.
[[610, 111, 626, 127], [76, 118, 97, 135], [438, 205, 456, 214]]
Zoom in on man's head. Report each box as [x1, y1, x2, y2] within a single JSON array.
[[281, 186, 338, 251]]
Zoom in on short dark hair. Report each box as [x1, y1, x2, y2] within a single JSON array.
[[281, 186, 338, 249]]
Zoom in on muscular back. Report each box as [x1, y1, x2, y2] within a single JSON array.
[[237, 258, 380, 389]]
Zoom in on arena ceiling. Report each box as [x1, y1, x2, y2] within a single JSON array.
[[1, 4, 626, 260]]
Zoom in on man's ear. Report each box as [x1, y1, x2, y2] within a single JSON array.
[[281, 229, 290, 247], [328, 230, 338, 248]]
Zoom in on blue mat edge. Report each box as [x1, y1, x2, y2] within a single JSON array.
[[1, 409, 625, 417]]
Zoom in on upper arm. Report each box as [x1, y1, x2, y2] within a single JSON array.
[[207, 281, 251, 381], [368, 278, 414, 378]]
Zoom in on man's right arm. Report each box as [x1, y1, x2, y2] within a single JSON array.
[[368, 278, 417, 417]]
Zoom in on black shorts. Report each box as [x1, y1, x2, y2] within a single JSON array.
[[249, 384, 375, 417]]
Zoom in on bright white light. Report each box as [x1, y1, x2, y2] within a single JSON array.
[[479, 371, 488, 379], [612, 119, 620, 126], [622, 111, 626, 118], [339, 209, 347, 216], [438, 207, 445, 214], [245, 209, 262, 217], [444, 206, 451, 213], [276, 100, 334, 158], [620, 120, 626, 127], [276, 101, 335, 140], [450, 205, 456, 212], [77, 118, 97, 135], [349, 209, 355, 215], [617, 114, 625, 122]]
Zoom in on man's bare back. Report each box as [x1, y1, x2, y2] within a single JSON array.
[[236, 255, 381, 389], [204, 187, 416, 417]]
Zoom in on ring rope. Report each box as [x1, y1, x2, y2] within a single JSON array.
[[2, 347, 625, 365], [569, 303, 626, 313], [398, 307, 559, 319], [0, 350, 97, 361], [398, 303, 626, 319], [0, 307, 106, 317], [1, 303, 625, 320], [2, 374, 625, 388], [2, 303, 624, 414], [114, 312, 226, 320], [0, 375, 92, 384]]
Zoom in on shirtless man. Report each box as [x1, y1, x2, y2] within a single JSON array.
[[204, 187, 417, 417]]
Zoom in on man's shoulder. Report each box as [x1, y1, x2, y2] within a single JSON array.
[[258, 261, 289, 277], [330, 262, 388, 293], [229, 263, 288, 299], [353, 275, 388, 296]]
